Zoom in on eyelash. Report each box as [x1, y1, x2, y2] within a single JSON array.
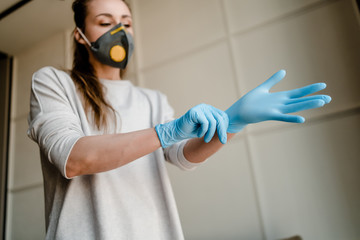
[[100, 23, 131, 28]]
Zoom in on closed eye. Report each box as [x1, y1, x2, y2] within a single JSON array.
[[100, 23, 111, 26]]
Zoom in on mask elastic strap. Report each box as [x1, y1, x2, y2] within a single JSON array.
[[76, 27, 92, 47]]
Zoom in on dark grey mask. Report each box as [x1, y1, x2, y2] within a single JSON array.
[[77, 22, 134, 69]]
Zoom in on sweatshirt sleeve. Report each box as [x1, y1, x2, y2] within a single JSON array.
[[159, 93, 206, 171], [27, 67, 84, 179]]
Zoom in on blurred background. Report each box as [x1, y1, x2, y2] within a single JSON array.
[[1, 0, 360, 239]]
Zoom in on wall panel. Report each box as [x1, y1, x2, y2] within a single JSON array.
[[249, 113, 360, 240], [7, 187, 45, 240], [167, 139, 264, 240], [225, 0, 323, 34], [231, 0, 360, 133], [141, 41, 238, 116], [133, 0, 226, 69]]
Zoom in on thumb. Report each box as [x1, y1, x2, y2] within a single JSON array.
[[259, 69, 286, 91]]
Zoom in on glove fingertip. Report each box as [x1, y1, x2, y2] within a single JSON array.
[[221, 136, 227, 144], [290, 115, 305, 123], [298, 116, 305, 123], [204, 135, 211, 143], [198, 131, 205, 138], [316, 99, 326, 107], [220, 125, 228, 144], [324, 95, 332, 104]]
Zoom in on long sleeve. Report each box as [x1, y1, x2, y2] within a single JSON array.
[[27, 67, 85, 179]]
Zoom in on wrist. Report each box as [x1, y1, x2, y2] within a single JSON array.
[[155, 123, 171, 148], [225, 111, 247, 133], [155, 119, 184, 148], [227, 123, 246, 133]]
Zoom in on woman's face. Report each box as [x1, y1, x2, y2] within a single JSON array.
[[83, 0, 133, 41]]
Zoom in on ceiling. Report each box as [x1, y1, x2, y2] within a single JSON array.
[[0, 0, 75, 55]]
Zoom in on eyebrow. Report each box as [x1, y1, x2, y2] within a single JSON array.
[[95, 13, 132, 19]]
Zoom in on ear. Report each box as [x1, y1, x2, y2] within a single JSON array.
[[74, 28, 87, 45]]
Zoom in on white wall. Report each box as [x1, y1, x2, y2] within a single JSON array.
[[6, 0, 360, 239], [131, 0, 360, 239]]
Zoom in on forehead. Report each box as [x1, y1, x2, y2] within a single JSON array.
[[87, 0, 131, 18]]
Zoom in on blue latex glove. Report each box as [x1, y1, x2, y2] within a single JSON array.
[[155, 104, 229, 148], [226, 70, 331, 133]]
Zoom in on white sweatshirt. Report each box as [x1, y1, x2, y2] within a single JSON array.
[[27, 66, 202, 240]]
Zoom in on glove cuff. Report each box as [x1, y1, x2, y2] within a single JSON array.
[[155, 123, 174, 148], [226, 123, 246, 133]]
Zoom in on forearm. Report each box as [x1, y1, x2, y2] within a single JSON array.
[[66, 128, 161, 178], [183, 132, 236, 163]]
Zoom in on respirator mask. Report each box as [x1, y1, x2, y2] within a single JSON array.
[[77, 22, 134, 69]]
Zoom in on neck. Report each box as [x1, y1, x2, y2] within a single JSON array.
[[89, 55, 122, 80]]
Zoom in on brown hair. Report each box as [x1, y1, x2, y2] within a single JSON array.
[[71, 0, 130, 130]]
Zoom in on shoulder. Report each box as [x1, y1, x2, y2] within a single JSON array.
[[33, 66, 70, 80], [32, 66, 75, 92]]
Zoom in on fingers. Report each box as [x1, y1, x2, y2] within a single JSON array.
[[203, 106, 229, 144], [272, 113, 305, 123], [195, 111, 209, 138], [191, 104, 228, 144], [203, 111, 217, 143], [260, 69, 286, 90], [286, 95, 331, 105], [287, 82, 326, 98], [213, 108, 229, 144], [282, 99, 326, 114]]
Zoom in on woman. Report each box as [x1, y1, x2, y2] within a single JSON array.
[[27, 0, 331, 239]]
